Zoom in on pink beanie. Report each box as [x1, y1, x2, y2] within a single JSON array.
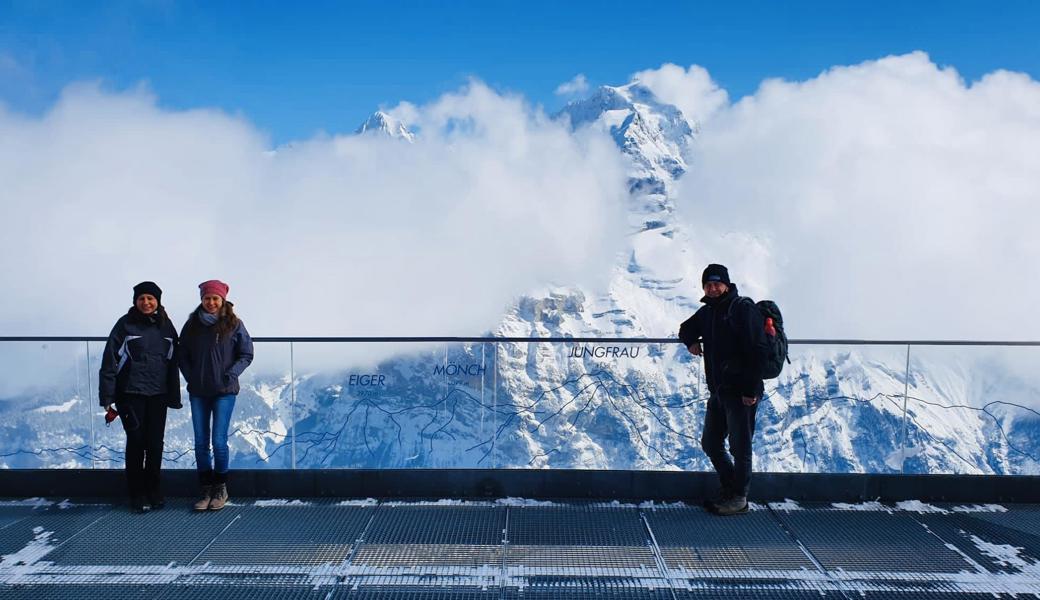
[[199, 279, 230, 300]]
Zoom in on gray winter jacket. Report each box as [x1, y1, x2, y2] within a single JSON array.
[[178, 307, 254, 398]]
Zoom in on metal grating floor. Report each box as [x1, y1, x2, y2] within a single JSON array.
[[0, 584, 163, 600], [363, 506, 505, 545], [333, 587, 502, 599], [504, 504, 657, 570], [1, 498, 1039, 599], [0, 505, 107, 561], [969, 505, 1040, 537], [913, 512, 1040, 574], [771, 504, 978, 573], [42, 499, 245, 566], [516, 576, 674, 599], [506, 505, 648, 546], [192, 502, 373, 566], [645, 505, 813, 571]]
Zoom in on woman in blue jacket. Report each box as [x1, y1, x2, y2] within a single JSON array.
[[98, 281, 181, 513], [179, 279, 254, 511]]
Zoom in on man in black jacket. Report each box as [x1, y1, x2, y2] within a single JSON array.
[[679, 264, 766, 516]]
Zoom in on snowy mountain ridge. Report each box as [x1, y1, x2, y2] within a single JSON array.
[[556, 83, 693, 200]]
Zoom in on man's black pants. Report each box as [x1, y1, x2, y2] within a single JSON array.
[[117, 394, 168, 497], [701, 390, 758, 498]]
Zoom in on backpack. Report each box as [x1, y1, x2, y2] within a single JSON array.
[[730, 297, 790, 379], [755, 299, 790, 379]]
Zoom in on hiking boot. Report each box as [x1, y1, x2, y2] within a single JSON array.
[[703, 488, 736, 513], [208, 483, 228, 511], [714, 495, 749, 516], [130, 495, 150, 514], [193, 485, 213, 512]]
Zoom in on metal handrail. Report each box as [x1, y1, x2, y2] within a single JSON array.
[[1, 336, 1039, 346]]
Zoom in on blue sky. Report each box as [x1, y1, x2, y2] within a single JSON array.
[[1, 0, 1038, 144]]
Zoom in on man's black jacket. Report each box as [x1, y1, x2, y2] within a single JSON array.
[[678, 284, 766, 398]]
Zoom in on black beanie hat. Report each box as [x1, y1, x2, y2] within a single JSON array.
[[701, 264, 731, 286], [133, 281, 162, 304]]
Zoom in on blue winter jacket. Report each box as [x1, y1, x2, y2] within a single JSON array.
[[178, 306, 254, 398], [98, 308, 181, 407]]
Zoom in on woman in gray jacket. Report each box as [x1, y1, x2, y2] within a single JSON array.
[[179, 279, 253, 511]]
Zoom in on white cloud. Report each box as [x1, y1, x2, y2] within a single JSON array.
[[555, 74, 589, 96], [384, 100, 419, 127], [3, 51, 1038, 350], [0, 80, 629, 342], [632, 63, 729, 126], [676, 52, 1040, 340]]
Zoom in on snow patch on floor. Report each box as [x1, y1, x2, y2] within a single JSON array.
[[952, 504, 1007, 513], [895, 500, 948, 513], [496, 497, 558, 507], [335, 499, 378, 507], [970, 535, 1031, 569], [253, 499, 312, 507], [0, 527, 54, 566], [830, 501, 890, 512], [0, 498, 53, 508]]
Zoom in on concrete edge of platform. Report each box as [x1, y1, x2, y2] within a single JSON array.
[[1, 469, 1037, 503]]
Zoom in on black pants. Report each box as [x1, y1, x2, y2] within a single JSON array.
[[701, 390, 758, 497], [117, 394, 168, 497]]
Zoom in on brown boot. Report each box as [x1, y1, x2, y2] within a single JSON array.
[[208, 483, 228, 511], [714, 495, 749, 516], [193, 485, 212, 512]]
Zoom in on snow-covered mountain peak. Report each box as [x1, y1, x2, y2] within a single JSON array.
[[557, 83, 668, 120], [556, 83, 693, 196], [355, 111, 416, 142]]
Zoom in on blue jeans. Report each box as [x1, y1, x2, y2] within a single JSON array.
[[190, 394, 236, 475]]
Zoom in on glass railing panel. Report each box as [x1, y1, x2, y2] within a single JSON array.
[[3, 337, 1035, 476], [492, 340, 703, 470], [226, 341, 294, 469], [88, 339, 125, 468], [0, 341, 93, 468], [491, 341, 914, 474], [776, 344, 911, 474], [902, 345, 1040, 475], [439, 341, 498, 468], [89, 340, 293, 470], [289, 341, 490, 468]]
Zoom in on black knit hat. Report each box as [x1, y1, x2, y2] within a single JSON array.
[[701, 264, 731, 286], [133, 281, 162, 304]]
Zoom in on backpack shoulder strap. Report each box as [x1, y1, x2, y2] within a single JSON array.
[[727, 295, 755, 318]]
